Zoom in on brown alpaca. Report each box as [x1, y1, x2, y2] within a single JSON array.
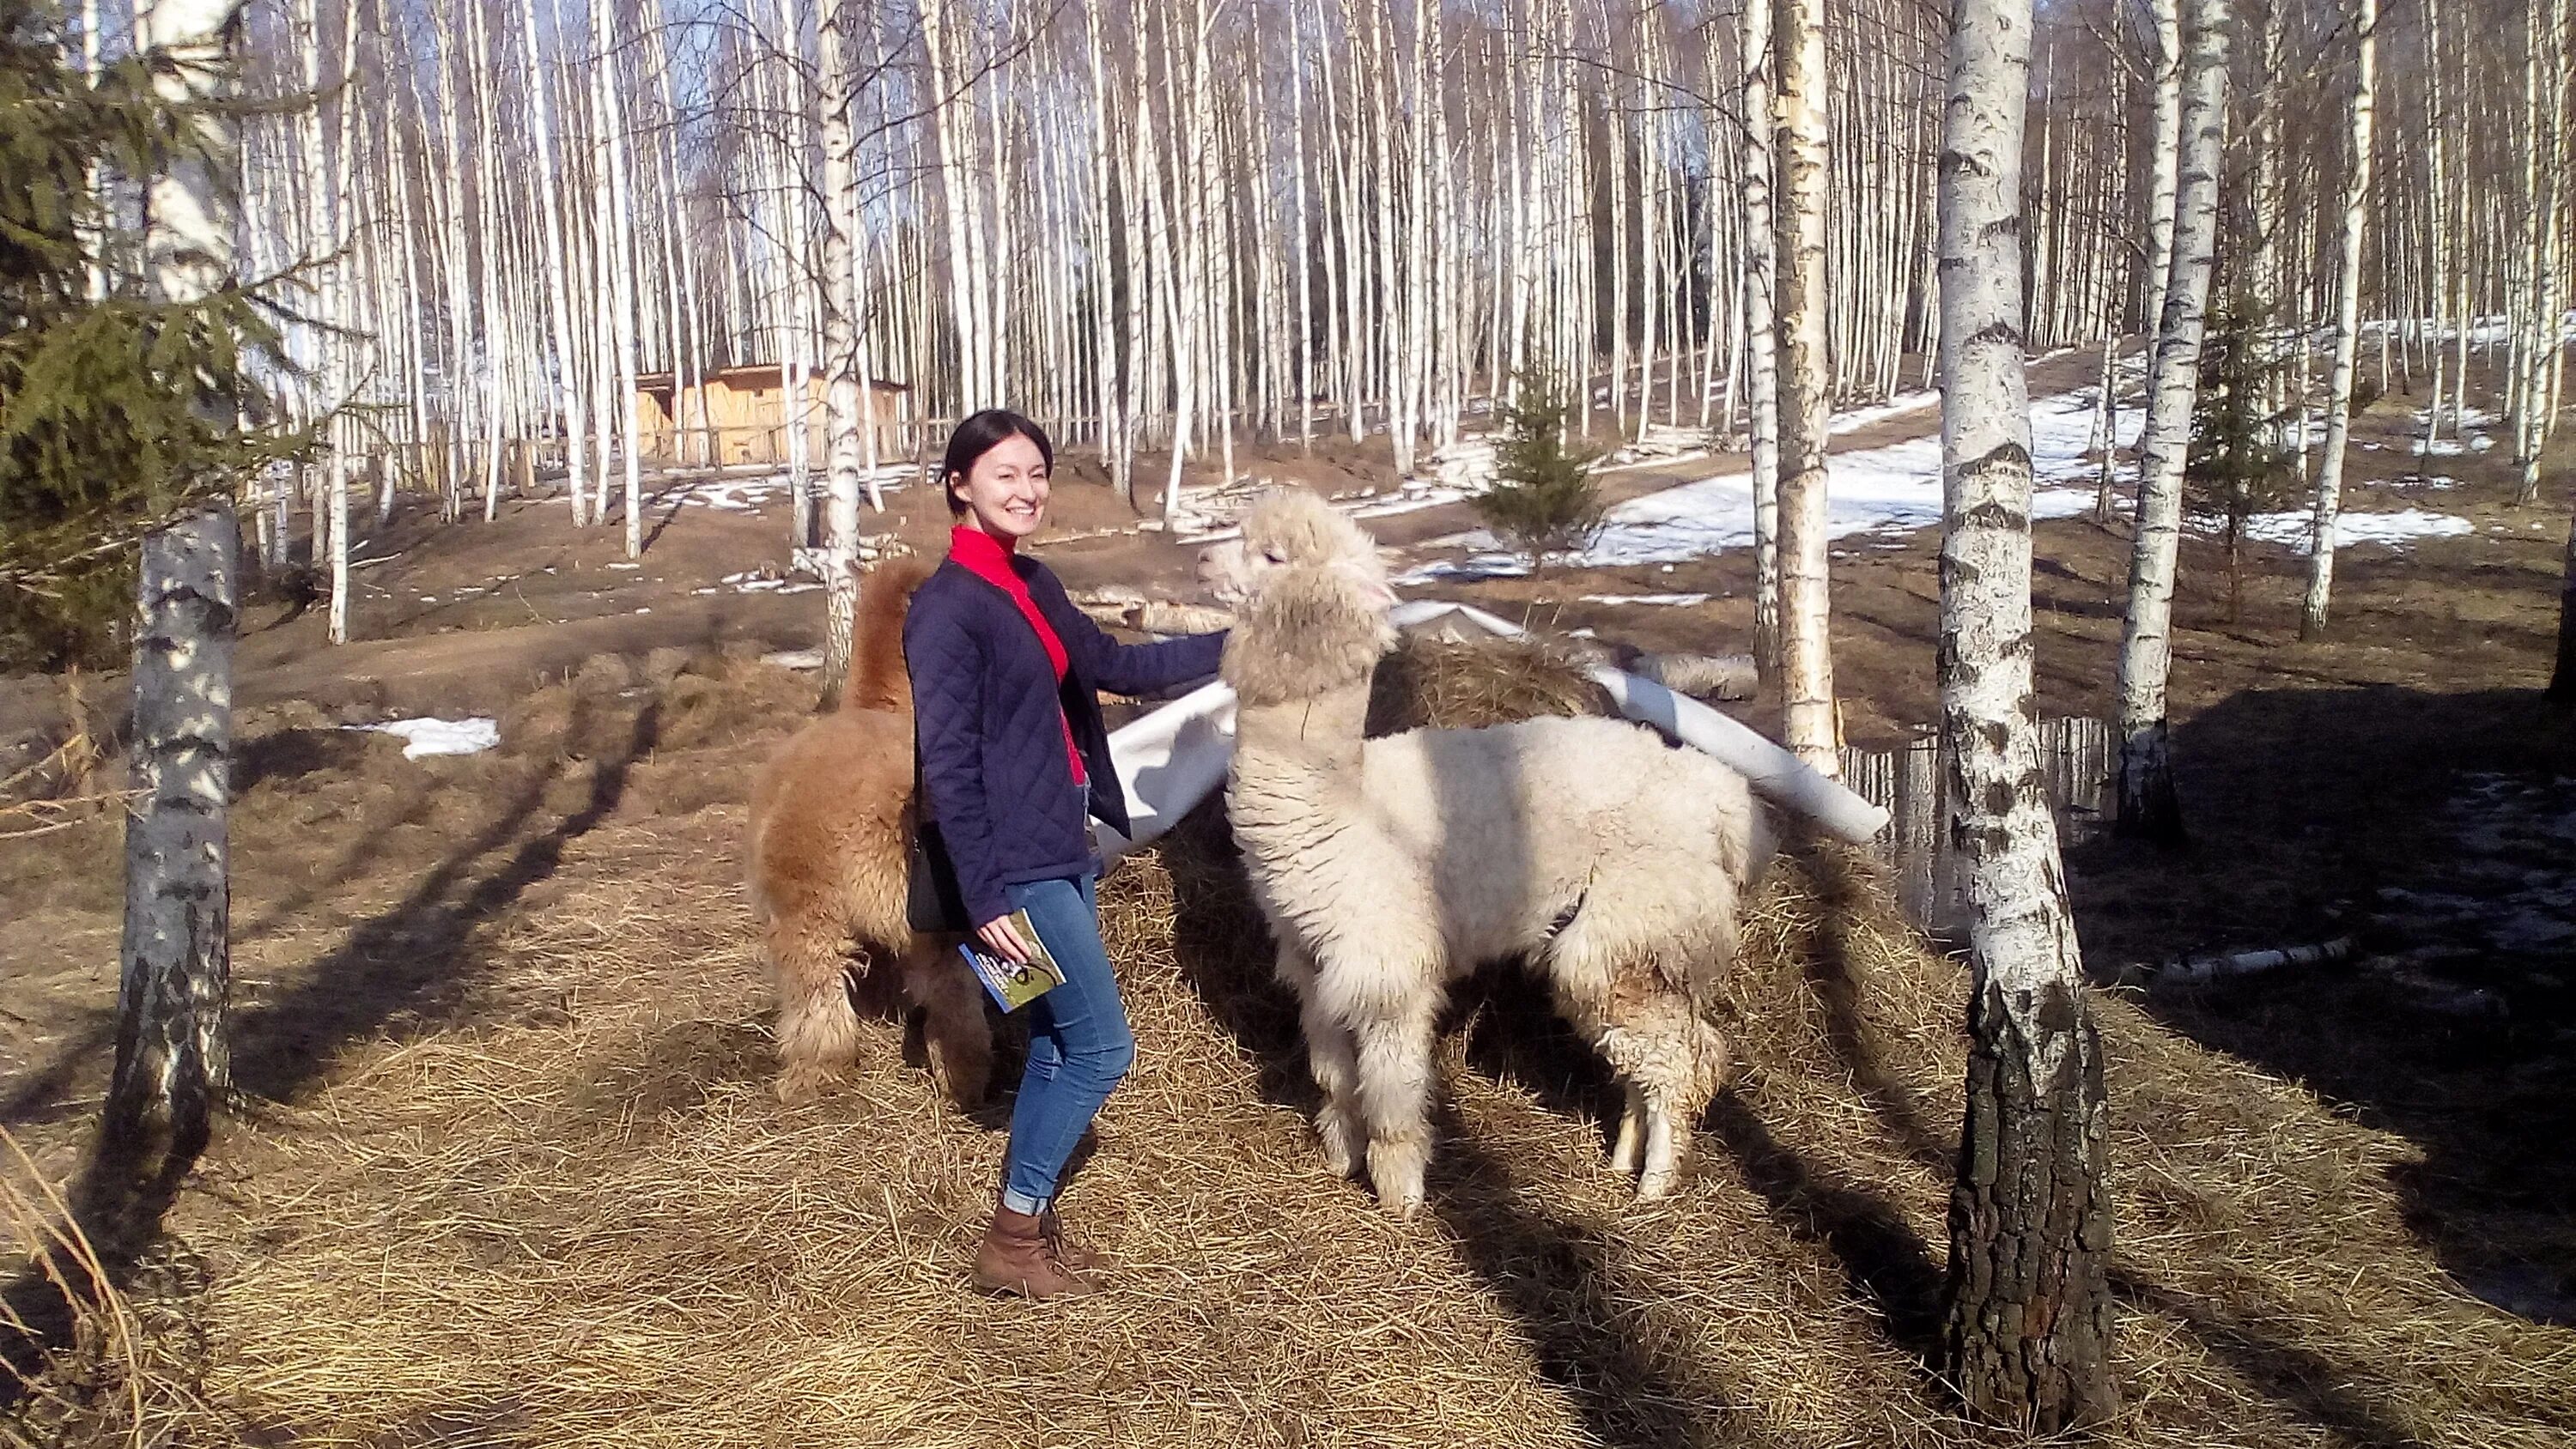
[[744, 557, 994, 1106]]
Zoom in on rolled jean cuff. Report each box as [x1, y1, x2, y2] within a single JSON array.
[[1000, 1186, 1048, 1216]]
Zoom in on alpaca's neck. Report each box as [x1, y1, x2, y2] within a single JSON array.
[[1230, 677, 1370, 799]]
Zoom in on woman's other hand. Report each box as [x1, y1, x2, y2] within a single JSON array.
[[976, 912, 1035, 966]]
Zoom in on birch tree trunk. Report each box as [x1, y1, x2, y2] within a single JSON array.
[[1774, 0, 1839, 773], [2144, 0, 2182, 324], [328, 444, 349, 644], [519, 0, 588, 525], [1934, 0, 2117, 1423], [598, 10, 643, 559], [1743, 0, 1784, 679], [2300, 0, 2377, 641], [108, 0, 246, 1150], [109, 507, 240, 1150], [2114, 0, 2230, 844], [817, 0, 866, 710]]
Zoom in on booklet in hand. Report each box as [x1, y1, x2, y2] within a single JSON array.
[[957, 909, 1066, 1012]]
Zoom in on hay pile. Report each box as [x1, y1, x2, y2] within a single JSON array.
[[9, 638, 2573, 1448]]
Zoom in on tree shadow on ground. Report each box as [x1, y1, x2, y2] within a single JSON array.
[[1427, 1128, 1757, 1449], [2114, 1268, 2427, 1449], [2070, 682, 2576, 1325], [3, 695, 663, 1410], [1706, 1095, 1947, 1361], [229, 695, 660, 1102], [1791, 846, 1953, 1169]]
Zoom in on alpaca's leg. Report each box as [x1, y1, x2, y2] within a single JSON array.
[[1637, 1094, 1681, 1200], [1352, 1008, 1439, 1217], [1608, 1082, 1647, 1174], [901, 940, 993, 1108], [767, 914, 861, 1106], [1582, 981, 1718, 1200], [1278, 943, 1361, 1177]]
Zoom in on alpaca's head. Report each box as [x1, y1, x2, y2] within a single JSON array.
[[1198, 489, 1400, 706]]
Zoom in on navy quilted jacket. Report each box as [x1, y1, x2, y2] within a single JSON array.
[[905, 552, 1225, 927]]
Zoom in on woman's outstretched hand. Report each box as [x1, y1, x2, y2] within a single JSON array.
[[976, 912, 1035, 966]]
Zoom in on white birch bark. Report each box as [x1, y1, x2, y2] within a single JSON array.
[[519, 0, 589, 524], [2115, 0, 2230, 843], [112, 0, 244, 1148], [1774, 0, 1839, 773], [598, 9, 643, 559], [2144, 0, 2182, 326], [2301, 0, 2378, 640], [1932, 0, 2116, 1421], [1743, 0, 1783, 676], [818, 0, 866, 708]]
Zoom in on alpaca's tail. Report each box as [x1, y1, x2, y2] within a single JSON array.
[[843, 556, 936, 713]]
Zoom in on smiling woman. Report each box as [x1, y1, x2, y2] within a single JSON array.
[[900, 408, 1229, 1300]]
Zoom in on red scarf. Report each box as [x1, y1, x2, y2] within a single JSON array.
[[948, 525, 1087, 786]]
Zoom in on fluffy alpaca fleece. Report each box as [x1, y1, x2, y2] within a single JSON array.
[[1200, 491, 1776, 1213], [743, 557, 992, 1107]]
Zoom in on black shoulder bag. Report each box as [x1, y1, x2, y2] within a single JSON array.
[[906, 743, 971, 935]]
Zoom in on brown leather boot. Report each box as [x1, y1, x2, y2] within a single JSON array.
[[975, 1204, 1097, 1299], [1040, 1206, 1110, 1276]]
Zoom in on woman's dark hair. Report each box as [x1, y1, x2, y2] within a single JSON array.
[[941, 409, 1054, 516]]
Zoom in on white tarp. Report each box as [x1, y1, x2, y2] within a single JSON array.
[[1091, 602, 1890, 858]]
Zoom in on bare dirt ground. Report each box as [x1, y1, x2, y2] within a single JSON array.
[[2, 357, 2572, 1446]]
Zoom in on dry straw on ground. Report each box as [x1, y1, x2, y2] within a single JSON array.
[[5, 639, 2571, 1447]]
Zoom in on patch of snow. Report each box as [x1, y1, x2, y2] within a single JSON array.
[[1580, 592, 1711, 606], [347, 717, 500, 760], [607, 561, 641, 570], [718, 569, 821, 596], [668, 462, 923, 516], [2367, 312, 2576, 346], [2240, 509, 2473, 552], [1557, 387, 2127, 567], [763, 648, 823, 670]]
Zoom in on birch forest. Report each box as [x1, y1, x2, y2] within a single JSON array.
[[22, 0, 2561, 667]]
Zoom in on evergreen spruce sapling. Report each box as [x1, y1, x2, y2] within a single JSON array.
[[1473, 372, 1607, 572], [2184, 304, 2301, 621], [0, 0, 288, 672]]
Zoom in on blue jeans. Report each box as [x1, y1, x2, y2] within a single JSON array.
[[998, 872, 1134, 1215]]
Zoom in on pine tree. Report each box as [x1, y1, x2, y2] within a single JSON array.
[[1471, 372, 1606, 571], [2184, 304, 2303, 624], [0, 0, 284, 673]]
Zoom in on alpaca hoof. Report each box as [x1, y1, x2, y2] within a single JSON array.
[[938, 1064, 993, 1111], [1316, 1119, 1359, 1178], [1369, 1142, 1429, 1218], [775, 1070, 829, 1106], [1635, 1168, 1676, 1201]]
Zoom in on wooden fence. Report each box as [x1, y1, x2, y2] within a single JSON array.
[[1835, 716, 2115, 934]]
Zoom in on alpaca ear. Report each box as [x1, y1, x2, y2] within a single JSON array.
[[1332, 557, 1397, 614]]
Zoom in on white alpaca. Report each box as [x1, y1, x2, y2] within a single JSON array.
[[1200, 491, 1776, 1214]]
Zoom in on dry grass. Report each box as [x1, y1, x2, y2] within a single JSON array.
[[0, 1125, 216, 1449], [1365, 634, 1614, 734], [5, 640, 2572, 1448]]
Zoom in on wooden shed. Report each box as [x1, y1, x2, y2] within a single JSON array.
[[635, 365, 913, 467]]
